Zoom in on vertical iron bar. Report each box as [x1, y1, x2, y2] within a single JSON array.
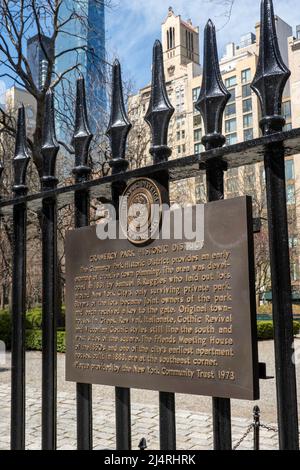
[[73, 77, 93, 450], [106, 60, 132, 450], [41, 90, 59, 450], [145, 40, 176, 451], [11, 106, 30, 450], [253, 406, 260, 450], [11, 198, 27, 449], [159, 392, 176, 450], [207, 162, 232, 451], [75, 187, 93, 450], [196, 20, 232, 450], [41, 192, 57, 450], [115, 386, 131, 450], [264, 143, 299, 449], [251, 0, 299, 449]]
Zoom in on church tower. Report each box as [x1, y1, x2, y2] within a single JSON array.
[[162, 6, 200, 79]]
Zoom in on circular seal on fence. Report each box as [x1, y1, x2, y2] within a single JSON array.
[[119, 178, 167, 245]]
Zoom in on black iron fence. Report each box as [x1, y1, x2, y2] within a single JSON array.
[[0, 0, 299, 450]]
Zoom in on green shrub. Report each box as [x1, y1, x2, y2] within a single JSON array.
[[0, 309, 12, 349], [26, 306, 65, 329], [0, 308, 66, 351], [25, 330, 65, 353], [26, 306, 43, 328], [257, 320, 300, 340]]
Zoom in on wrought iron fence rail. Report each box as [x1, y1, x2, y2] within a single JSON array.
[[1, 128, 300, 216]]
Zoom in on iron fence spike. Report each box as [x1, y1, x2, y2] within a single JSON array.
[[13, 105, 30, 192], [138, 437, 147, 450], [41, 89, 59, 184], [251, 0, 291, 134], [106, 59, 131, 174], [196, 19, 230, 150], [73, 77, 93, 177], [145, 39, 174, 164]]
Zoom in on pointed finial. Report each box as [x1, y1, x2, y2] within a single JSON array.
[[138, 437, 147, 450], [145, 40, 174, 164], [251, 0, 291, 135], [196, 20, 230, 150], [73, 77, 93, 181], [41, 88, 59, 189], [106, 59, 131, 174], [13, 105, 30, 194]]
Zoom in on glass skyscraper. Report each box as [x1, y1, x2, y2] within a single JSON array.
[[55, 0, 106, 142], [27, 35, 53, 91]]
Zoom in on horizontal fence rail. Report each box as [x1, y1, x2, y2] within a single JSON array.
[[0, 0, 298, 451]]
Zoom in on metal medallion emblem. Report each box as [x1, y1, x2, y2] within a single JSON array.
[[119, 178, 166, 245]]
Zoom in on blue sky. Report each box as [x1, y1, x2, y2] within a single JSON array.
[[0, 0, 299, 101], [106, 0, 300, 92]]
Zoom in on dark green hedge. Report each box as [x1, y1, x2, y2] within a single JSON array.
[[257, 320, 300, 340], [26, 305, 65, 329], [25, 330, 66, 353], [0, 307, 65, 350]]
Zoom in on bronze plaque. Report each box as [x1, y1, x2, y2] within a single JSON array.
[[65, 196, 259, 400]]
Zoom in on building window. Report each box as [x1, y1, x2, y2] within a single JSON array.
[[177, 131, 181, 141], [241, 68, 251, 83], [167, 27, 175, 49], [225, 103, 236, 117], [286, 184, 295, 204], [228, 88, 236, 103], [196, 182, 206, 203], [243, 98, 252, 113], [194, 128, 202, 142], [193, 103, 200, 115], [244, 129, 253, 141], [242, 84, 252, 98], [225, 118, 237, 134], [244, 168, 255, 189], [226, 168, 239, 194], [192, 87, 200, 102], [193, 115, 201, 127], [282, 101, 291, 121], [182, 130, 185, 139], [226, 133, 237, 145], [243, 113, 253, 128], [291, 263, 299, 281], [225, 76, 237, 88], [284, 123, 292, 131], [182, 144, 186, 154], [177, 145, 181, 154], [285, 159, 294, 180], [194, 143, 203, 154], [289, 237, 298, 248]]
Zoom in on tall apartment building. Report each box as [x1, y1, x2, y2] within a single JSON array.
[[27, 35, 53, 91], [55, 0, 106, 143], [128, 7, 300, 299]]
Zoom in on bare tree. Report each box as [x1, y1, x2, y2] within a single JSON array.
[[0, 0, 112, 176]]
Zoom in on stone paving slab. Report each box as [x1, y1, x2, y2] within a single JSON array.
[[0, 383, 283, 450]]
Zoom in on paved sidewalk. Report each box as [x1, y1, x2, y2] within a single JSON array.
[[1, 338, 299, 450], [0, 383, 279, 450]]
